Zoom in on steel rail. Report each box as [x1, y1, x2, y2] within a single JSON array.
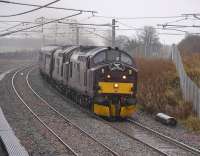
[[11, 66, 79, 156], [56, 98, 168, 155], [127, 119, 200, 155], [28, 67, 200, 155], [28, 67, 168, 156], [26, 67, 120, 156]]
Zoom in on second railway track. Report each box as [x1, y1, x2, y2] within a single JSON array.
[[12, 66, 119, 156]]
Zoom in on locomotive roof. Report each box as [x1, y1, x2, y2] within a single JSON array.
[[41, 45, 59, 51], [78, 46, 107, 56], [79, 46, 99, 52], [71, 46, 132, 59]]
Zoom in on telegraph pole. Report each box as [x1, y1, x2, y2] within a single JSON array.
[[41, 17, 45, 46], [54, 22, 58, 44], [112, 19, 116, 47], [76, 25, 79, 45]]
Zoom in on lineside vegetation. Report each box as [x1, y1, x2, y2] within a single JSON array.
[[136, 58, 200, 132], [178, 35, 200, 88]]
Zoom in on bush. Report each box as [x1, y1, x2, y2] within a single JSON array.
[[184, 116, 200, 132], [136, 58, 192, 119], [182, 53, 200, 88]]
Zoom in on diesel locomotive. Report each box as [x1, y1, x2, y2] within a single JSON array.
[[39, 45, 138, 119]]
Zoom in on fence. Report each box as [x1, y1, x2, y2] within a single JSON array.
[[172, 46, 200, 117], [132, 44, 171, 59]]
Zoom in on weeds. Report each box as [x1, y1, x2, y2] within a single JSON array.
[[136, 58, 192, 119], [182, 53, 200, 88], [184, 116, 200, 132]]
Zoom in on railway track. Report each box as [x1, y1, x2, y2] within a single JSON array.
[[27, 69, 169, 155], [127, 119, 200, 156], [27, 66, 200, 156], [12, 66, 119, 156]]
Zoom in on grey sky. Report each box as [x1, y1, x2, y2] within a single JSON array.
[[0, 0, 200, 44]]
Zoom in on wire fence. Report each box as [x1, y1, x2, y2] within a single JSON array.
[[172, 45, 200, 117], [132, 44, 172, 59]]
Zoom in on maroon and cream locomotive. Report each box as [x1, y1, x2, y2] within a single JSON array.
[[39, 45, 138, 118]]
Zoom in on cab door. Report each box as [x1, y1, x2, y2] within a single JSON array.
[[63, 62, 69, 85]]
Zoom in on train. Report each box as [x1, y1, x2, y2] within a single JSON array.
[[39, 45, 138, 119]]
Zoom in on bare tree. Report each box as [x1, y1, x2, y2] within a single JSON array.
[[137, 26, 161, 56], [137, 26, 159, 45], [115, 35, 129, 49], [125, 38, 139, 55]]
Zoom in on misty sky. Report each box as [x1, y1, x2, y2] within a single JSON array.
[[0, 0, 200, 45]]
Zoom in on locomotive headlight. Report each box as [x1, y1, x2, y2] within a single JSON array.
[[107, 74, 111, 78], [122, 75, 127, 79], [114, 83, 119, 88]]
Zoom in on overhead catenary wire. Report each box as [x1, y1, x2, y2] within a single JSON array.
[[0, 0, 61, 17], [117, 21, 190, 34], [158, 24, 200, 28], [159, 27, 188, 33], [117, 22, 143, 30], [0, 20, 34, 23], [93, 15, 183, 20], [0, 12, 82, 37], [0, 22, 24, 32], [164, 17, 188, 25], [84, 28, 111, 42], [158, 33, 185, 36], [57, 21, 111, 27], [0, 0, 97, 14]]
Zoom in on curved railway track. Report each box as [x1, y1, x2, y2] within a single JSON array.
[[26, 65, 200, 156], [12, 66, 119, 156]]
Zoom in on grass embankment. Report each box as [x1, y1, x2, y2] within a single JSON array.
[[182, 53, 200, 88], [136, 58, 200, 132]]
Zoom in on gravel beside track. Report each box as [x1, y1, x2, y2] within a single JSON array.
[[28, 66, 164, 156], [14, 67, 117, 156], [0, 69, 74, 155], [110, 121, 198, 156], [134, 111, 200, 150]]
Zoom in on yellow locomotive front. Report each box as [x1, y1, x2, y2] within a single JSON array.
[[91, 48, 138, 119]]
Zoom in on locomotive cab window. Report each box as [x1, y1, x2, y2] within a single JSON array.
[[107, 50, 120, 62], [93, 52, 106, 64], [121, 53, 133, 65]]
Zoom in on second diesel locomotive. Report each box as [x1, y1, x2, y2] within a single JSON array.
[[39, 45, 138, 119]]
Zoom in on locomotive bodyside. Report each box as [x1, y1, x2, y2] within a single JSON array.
[[39, 45, 60, 78]]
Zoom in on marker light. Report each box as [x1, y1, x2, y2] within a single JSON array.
[[101, 68, 105, 73], [129, 70, 132, 75], [114, 83, 119, 88], [122, 75, 127, 79], [107, 74, 111, 78]]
